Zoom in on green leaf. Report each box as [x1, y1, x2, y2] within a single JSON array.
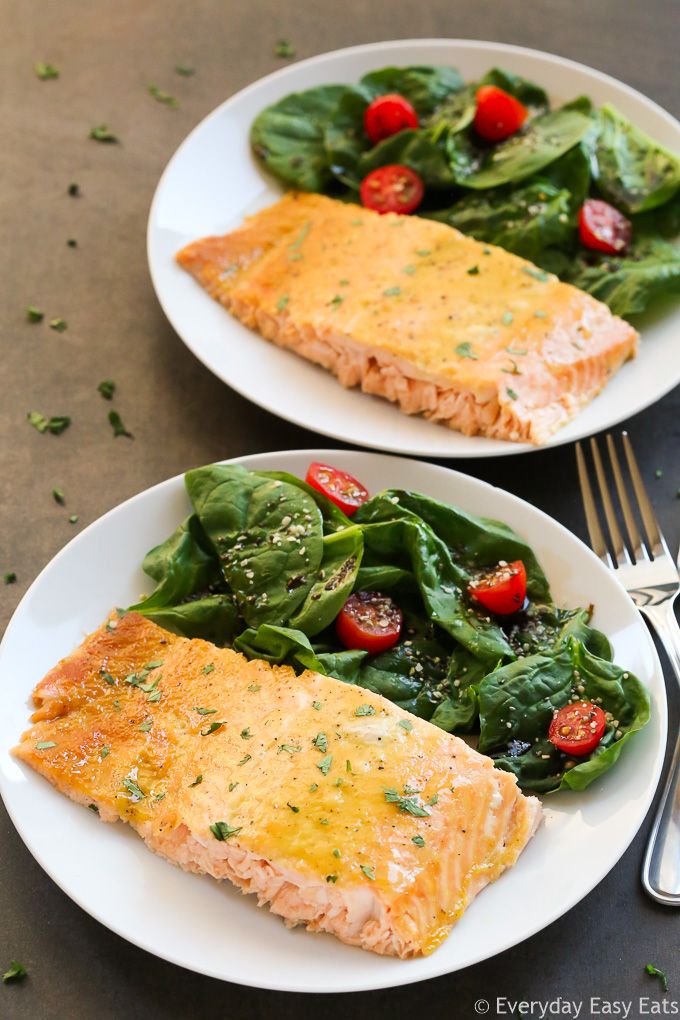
[[130, 515, 223, 612], [175, 64, 195, 77], [383, 786, 430, 816], [210, 820, 242, 840], [4, 572, 16, 584], [200, 721, 226, 737], [26, 305, 43, 322], [564, 236, 680, 317], [2, 959, 27, 982], [275, 39, 295, 59], [122, 778, 145, 799], [588, 104, 680, 213], [108, 410, 133, 438], [412, 835, 425, 847], [89, 124, 118, 142], [234, 623, 327, 673], [36, 740, 57, 750], [313, 732, 328, 752], [645, 965, 669, 993], [98, 379, 115, 400], [478, 68, 550, 116], [250, 85, 347, 191], [357, 128, 456, 190], [149, 83, 178, 109], [135, 595, 239, 645], [317, 754, 332, 775], [354, 704, 376, 716], [456, 107, 592, 189], [287, 525, 363, 636], [185, 465, 324, 628], [27, 412, 71, 435], [35, 62, 59, 80], [189, 774, 202, 787], [360, 864, 376, 880]]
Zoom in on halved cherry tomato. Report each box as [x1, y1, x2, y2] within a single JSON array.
[[336, 591, 403, 654], [469, 560, 527, 615], [305, 462, 369, 516], [360, 164, 424, 215], [549, 701, 607, 756], [578, 199, 633, 254], [364, 93, 419, 144], [473, 85, 529, 141]]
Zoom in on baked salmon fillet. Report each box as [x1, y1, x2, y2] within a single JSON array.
[[176, 192, 638, 445], [13, 611, 541, 958]]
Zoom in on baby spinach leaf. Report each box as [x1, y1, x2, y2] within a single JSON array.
[[426, 181, 572, 261], [477, 637, 650, 793], [233, 624, 327, 672], [287, 525, 363, 636], [563, 236, 680, 316], [314, 648, 368, 684], [357, 638, 450, 716], [588, 104, 680, 213], [359, 65, 464, 115], [137, 595, 240, 645], [354, 564, 418, 592], [478, 67, 549, 116], [425, 83, 477, 135], [356, 128, 456, 190], [324, 85, 374, 184], [429, 645, 493, 732], [250, 85, 347, 191], [456, 107, 592, 189], [530, 143, 592, 221], [257, 470, 352, 532], [129, 515, 221, 612], [185, 465, 324, 628]]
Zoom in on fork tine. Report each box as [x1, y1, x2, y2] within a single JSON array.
[[589, 436, 631, 567], [622, 431, 670, 560], [576, 441, 613, 568], [606, 433, 648, 563]]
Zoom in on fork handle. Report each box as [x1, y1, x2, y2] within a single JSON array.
[[641, 598, 680, 906]]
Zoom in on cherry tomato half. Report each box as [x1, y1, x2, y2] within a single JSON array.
[[549, 701, 607, 756], [360, 164, 425, 215], [336, 591, 403, 654], [473, 85, 529, 142], [305, 462, 369, 516], [578, 199, 633, 255], [469, 560, 527, 616], [364, 93, 419, 144]]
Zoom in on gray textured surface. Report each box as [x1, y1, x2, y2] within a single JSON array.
[[1, 0, 680, 1015]]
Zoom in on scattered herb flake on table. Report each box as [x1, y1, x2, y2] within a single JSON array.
[[149, 83, 179, 109], [645, 965, 669, 992], [175, 64, 195, 77], [108, 410, 133, 439], [4, 572, 16, 584], [210, 820, 242, 840], [2, 959, 27, 983], [35, 61, 58, 80], [68, 182, 80, 197], [89, 125, 118, 143], [52, 487, 65, 505], [49, 318, 67, 333], [26, 306, 43, 323], [275, 39, 295, 59]]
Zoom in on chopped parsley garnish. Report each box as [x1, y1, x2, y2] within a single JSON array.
[[114, 700, 120, 711], [238, 754, 251, 766], [52, 487, 65, 504], [398, 719, 412, 732], [333, 778, 343, 787], [313, 732, 328, 753], [339, 279, 349, 286], [456, 342, 478, 360], [645, 965, 669, 992], [427, 794, 438, 806], [26, 306, 43, 322], [311, 701, 322, 710], [326, 874, 338, 883], [309, 783, 318, 792], [467, 265, 479, 275], [521, 266, 550, 282], [27, 412, 71, 435], [506, 388, 519, 401], [289, 221, 311, 250], [276, 295, 290, 312], [502, 360, 521, 376], [240, 728, 252, 739], [401, 265, 416, 275], [100, 745, 109, 758], [351, 219, 363, 226], [534, 310, 547, 318], [35, 62, 59, 80], [194, 706, 217, 715], [5, 572, 16, 584], [68, 183, 80, 197], [277, 743, 300, 754], [210, 820, 242, 841], [320, 818, 329, 824], [2, 960, 27, 983], [122, 778, 145, 799], [412, 835, 425, 847], [189, 774, 202, 787], [383, 286, 401, 297], [328, 294, 344, 309], [415, 248, 431, 256], [354, 704, 375, 717], [98, 379, 115, 400], [108, 410, 133, 439], [149, 83, 179, 109], [317, 754, 332, 776], [501, 311, 514, 325], [483, 246, 492, 254], [360, 865, 376, 881], [100, 670, 115, 685], [139, 722, 152, 732], [248, 683, 261, 692], [49, 317, 67, 333], [89, 124, 118, 143], [155, 792, 166, 801], [383, 786, 430, 817], [175, 64, 195, 76], [506, 346, 527, 355], [275, 39, 295, 58], [36, 741, 57, 750], [333, 848, 340, 857], [286, 802, 300, 813], [88, 804, 98, 812], [147, 690, 162, 703], [200, 720, 225, 736], [202, 663, 215, 674], [346, 759, 352, 772]]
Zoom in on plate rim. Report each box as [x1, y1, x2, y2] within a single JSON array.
[[147, 37, 680, 460], [0, 448, 667, 991]]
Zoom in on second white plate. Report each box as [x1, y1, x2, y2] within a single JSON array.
[[0, 450, 666, 991], [148, 39, 680, 458]]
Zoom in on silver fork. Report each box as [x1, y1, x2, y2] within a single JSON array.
[[576, 431, 680, 906]]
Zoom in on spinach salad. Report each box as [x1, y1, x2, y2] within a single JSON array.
[[250, 64, 680, 318], [128, 463, 650, 795]]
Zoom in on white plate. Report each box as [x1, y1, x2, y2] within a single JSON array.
[[0, 450, 665, 992], [148, 39, 680, 459]]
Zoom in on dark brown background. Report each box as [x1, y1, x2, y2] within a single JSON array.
[[2, 0, 680, 1016]]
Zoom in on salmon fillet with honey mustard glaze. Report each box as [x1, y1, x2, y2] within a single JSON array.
[[176, 193, 638, 445], [13, 611, 541, 958]]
